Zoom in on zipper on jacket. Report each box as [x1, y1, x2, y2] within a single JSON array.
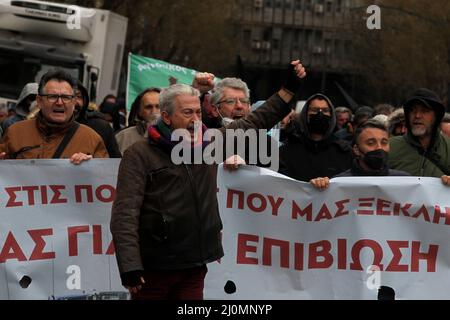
[[184, 164, 204, 260], [148, 167, 170, 241], [148, 167, 169, 182]]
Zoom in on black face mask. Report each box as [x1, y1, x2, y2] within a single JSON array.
[[308, 113, 331, 134], [361, 149, 388, 170]]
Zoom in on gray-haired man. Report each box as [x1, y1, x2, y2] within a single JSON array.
[[110, 60, 306, 300]]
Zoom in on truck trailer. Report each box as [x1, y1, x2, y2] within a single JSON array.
[[0, 0, 128, 110]]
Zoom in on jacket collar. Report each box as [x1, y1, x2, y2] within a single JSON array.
[[36, 111, 75, 138], [403, 130, 442, 155]]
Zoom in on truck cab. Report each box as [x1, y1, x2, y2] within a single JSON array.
[[0, 0, 128, 109]]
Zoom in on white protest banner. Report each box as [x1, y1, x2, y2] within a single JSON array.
[[2, 160, 450, 300], [205, 166, 450, 300], [0, 159, 126, 300]]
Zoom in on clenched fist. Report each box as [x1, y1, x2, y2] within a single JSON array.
[[192, 72, 215, 94]]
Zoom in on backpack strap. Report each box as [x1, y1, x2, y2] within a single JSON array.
[[52, 122, 80, 159], [10, 145, 41, 159]]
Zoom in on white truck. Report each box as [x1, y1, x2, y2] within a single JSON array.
[[0, 0, 128, 110]]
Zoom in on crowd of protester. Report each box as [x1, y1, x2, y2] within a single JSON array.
[[0, 61, 449, 300]]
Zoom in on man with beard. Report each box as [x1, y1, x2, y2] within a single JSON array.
[[388, 88, 450, 185], [115, 88, 161, 154], [278, 93, 352, 182]]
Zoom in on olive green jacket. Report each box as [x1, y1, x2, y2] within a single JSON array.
[[388, 132, 450, 177]]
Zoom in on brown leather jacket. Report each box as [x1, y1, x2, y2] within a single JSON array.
[[0, 114, 109, 159], [110, 93, 292, 274]]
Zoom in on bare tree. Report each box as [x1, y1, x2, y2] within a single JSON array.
[[96, 0, 237, 76], [52, 0, 238, 76], [352, 0, 450, 106]]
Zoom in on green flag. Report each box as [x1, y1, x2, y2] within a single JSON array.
[[126, 53, 199, 111]]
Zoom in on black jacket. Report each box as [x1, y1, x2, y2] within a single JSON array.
[[335, 159, 410, 177], [279, 93, 352, 181], [79, 114, 122, 158], [76, 83, 122, 158], [111, 93, 292, 275]]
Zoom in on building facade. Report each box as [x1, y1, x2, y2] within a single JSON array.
[[234, 0, 363, 104]]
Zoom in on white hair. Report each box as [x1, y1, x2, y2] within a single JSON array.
[[159, 84, 200, 115], [209, 77, 250, 106]]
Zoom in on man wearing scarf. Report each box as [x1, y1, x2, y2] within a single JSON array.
[[110, 60, 306, 300], [0, 69, 108, 163]]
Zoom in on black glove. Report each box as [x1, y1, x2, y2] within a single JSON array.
[[120, 270, 144, 287], [282, 63, 304, 95]]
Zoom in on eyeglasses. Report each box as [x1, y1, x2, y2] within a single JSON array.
[[217, 98, 250, 106], [41, 94, 74, 103], [308, 107, 331, 115]]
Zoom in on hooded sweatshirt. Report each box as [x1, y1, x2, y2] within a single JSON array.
[[388, 88, 450, 176], [76, 83, 121, 158], [387, 108, 405, 136], [279, 93, 352, 181], [2, 83, 38, 132]]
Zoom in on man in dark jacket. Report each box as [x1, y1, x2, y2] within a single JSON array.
[[310, 119, 409, 189], [388, 88, 450, 185], [279, 93, 352, 182], [110, 60, 306, 300], [74, 82, 121, 158]]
